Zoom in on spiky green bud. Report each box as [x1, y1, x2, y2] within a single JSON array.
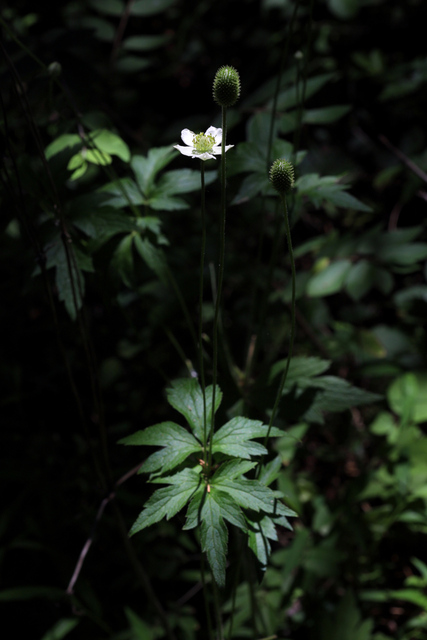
[[213, 65, 241, 107], [269, 158, 295, 196]]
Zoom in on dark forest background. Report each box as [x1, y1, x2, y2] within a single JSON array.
[[1, 1, 427, 639]]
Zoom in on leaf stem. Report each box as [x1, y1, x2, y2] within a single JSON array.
[[199, 161, 208, 454], [209, 106, 227, 467], [263, 195, 296, 447]]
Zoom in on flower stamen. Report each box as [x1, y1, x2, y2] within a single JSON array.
[[192, 133, 215, 153]]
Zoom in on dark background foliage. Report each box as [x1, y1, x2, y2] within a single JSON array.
[[1, 0, 427, 639]]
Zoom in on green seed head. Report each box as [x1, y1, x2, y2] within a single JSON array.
[[269, 158, 295, 196], [192, 132, 215, 153], [213, 65, 241, 107]]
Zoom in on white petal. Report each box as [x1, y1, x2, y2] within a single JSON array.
[[174, 145, 194, 157], [181, 129, 195, 146], [198, 152, 216, 161], [211, 144, 234, 155], [205, 126, 222, 145]]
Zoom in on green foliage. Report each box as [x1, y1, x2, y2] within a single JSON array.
[[121, 380, 297, 585], [2, 0, 427, 638]]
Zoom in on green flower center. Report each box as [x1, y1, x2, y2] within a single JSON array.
[[192, 133, 215, 153]]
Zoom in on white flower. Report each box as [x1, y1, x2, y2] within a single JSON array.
[[174, 126, 233, 161]]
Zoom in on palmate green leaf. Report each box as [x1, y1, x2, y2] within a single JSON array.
[[97, 177, 145, 208], [129, 468, 201, 536], [71, 206, 138, 241], [212, 466, 296, 518], [306, 259, 353, 297], [298, 376, 382, 424], [45, 239, 93, 320], [257, 456, 282, 487], [167, 379, 222, 442], [211, 418, 282, 459], [131, 147, 176, 194], [199, 492, 228, 587], [247, 514, 278, 567], [184, 486, 247, 532], [297, 173, 371, 213], [134, 235, 169, 285], [119, 421, 202, 475]]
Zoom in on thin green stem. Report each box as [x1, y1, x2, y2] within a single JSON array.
[[199, 161, 208, 454], [263, 195, 296, 447], [209, 106, 227, 467], [212, 575, 224, 640], [266, 0, 300, 170]]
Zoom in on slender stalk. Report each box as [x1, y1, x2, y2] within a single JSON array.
[[209, 106, 227, 467], [212, 575, 224, 640], [199, 161, 208, 453], [263, 195, 296, 447]]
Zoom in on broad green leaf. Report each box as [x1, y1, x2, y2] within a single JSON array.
[[257, 456, 282, 486], [183, 487, 247, 532], [247, 514, 278, 567], [298, 376, 382, 423], [148, 194, 189, 211], [67, 154, 85, 170], [212, 418, 282, 459], [97, 177, 145, 208], [45, 134, 81, 160], [72, 207, 138, 240], [228, 142, 266, 176], [306, 259, 352, 297], [377, 243, 427, 266], [131, 0, 176, 17], [85, 148, 112, 165], [297, 174, 371, 212], [111, 233, 134, 288], [345, 260, 376, 301], [166, 378, 222, 442], [211, 459, 257, 482], [134, 235, 169, 285], [123, 34, 170, 51], [88, 129, 130, 162], [210, 488, 247, 531], [124, 607, 155, 640], [213, 475, 296, 518], [270, 73, 336, 111], [131, 147, 176, 193], [182, 488, 205, 530], [119, 421, 201, 474], [79, 16, 116, 41], [129, 468, 201, 535], [389, 589, 427, 610], [269, 356, 331, 384], [40, 619, 79, 640], [115, 56, 152, 74], [157, 168, 217, 196], [387, 372, 427, 424], [46, 239, 91, 320], [69, 161, 88, 181], [303, 104, 351, 124], [199, 492, 228, 587], [88, 0, 124, 16]]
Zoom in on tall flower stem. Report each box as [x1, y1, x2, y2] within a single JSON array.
[[199, 161, 208, 454], [263, 194, 296, 447], [209, 105, 227, 467]]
